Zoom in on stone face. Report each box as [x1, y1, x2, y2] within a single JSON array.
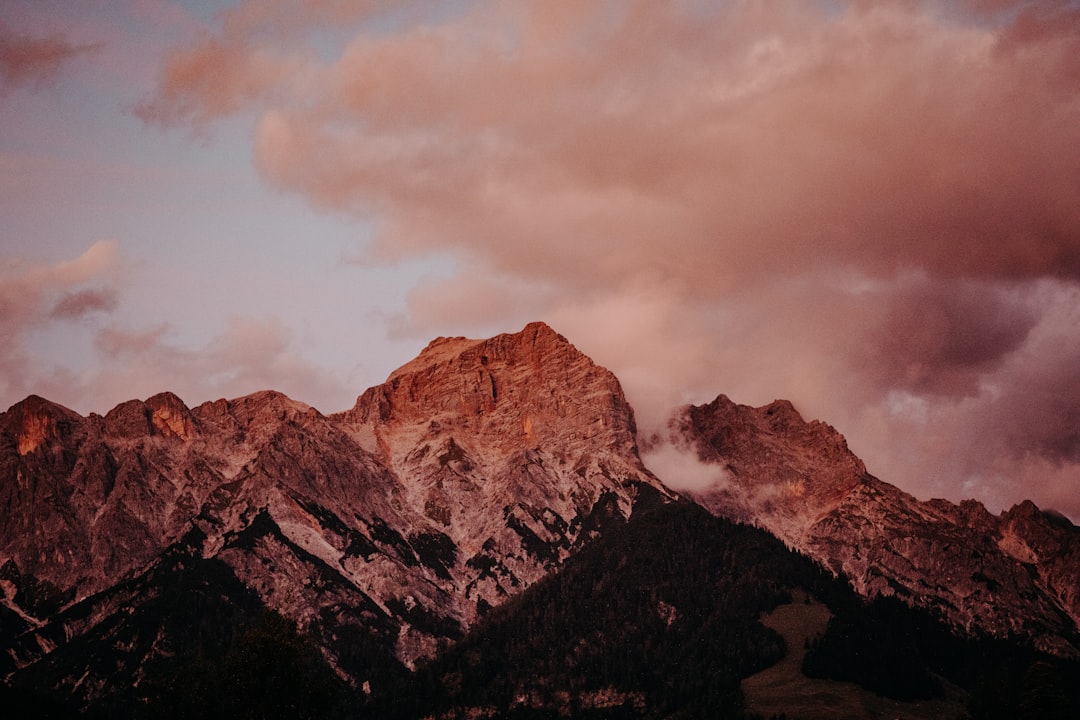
[[1, 396, 102, 592], [145, 391, 198, 440], [670, 394, 1080, 657], [668, 394, 866, 543], [0, 322, 668, 701], [337, 321, 666, 629]]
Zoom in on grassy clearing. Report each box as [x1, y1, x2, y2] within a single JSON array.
[[742, 591, 968, 720]]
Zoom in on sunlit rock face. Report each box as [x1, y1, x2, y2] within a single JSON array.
[[338, 321, 663, 622], [0, 322, 668, 702], [668, 395, 1080, 657]]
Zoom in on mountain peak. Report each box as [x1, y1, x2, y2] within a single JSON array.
[[676, 394, 866, 498], [2, 394, 84, 456], [349, 322, 635, 453], [388, 335, 486, 382], [336, 322, 666, 631], [521, 319, 565, 343], [223, 390, 316, 425], [4, 394, 81, 421], [144, 392, 197, 440], [386, 322, 569, 384]]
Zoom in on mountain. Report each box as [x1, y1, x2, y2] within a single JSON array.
[[0, 322, 668, 711], [665, 394, 1080, 657], [2, 321, 1079, 717], [335, 321, 667, 636]]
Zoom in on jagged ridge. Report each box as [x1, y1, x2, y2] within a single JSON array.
[[0, 322, 669, 707], [669, 394, 1080, 657]]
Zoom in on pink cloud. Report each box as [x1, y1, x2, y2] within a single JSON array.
[[233, 1, 1080, 289], [50, 288, 119, 319], [854, 276, 1037, 399], [141, 0, 1080, 517], [391, 269, 555, 339], [0, 240, 119, 321], [136, 0, 430, 129], [94, 324, 169, 359], [0, 22, 102, 92], [0, 241, 120, 406], [87, 315, 353, 413], [1, 243, 352, 416], [135, 37, 306, 128]]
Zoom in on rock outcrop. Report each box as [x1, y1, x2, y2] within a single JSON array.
[[667, 394, 1080, 657], [337, 321, 658, 622]]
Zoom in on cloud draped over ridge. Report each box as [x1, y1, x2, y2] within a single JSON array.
[[142, 0, 1080, 518]]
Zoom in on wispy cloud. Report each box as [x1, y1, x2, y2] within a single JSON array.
[[89, 314, 353, 412], [0, 22, 102, 92], [1, 242, 352, 416], [50, 288, 119, 319], [0, 241, 120, 403]]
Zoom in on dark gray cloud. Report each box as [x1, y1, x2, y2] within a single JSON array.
[[858, 278, 1037, 398]]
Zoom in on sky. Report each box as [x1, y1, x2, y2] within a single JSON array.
[[3, 0, 1080, 521]]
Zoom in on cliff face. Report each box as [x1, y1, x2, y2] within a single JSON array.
[[0, 323, 667, 702], [338, 321, 658, 621], [669, 394, 1080, 657], [666, 395, 867, 543], [0, 392, 208, 601]]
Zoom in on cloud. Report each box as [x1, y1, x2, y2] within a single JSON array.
[[0, 241, 120, 405], [640, 434, 734, 495], [0, 240, 120, 328], [214, 1, 1080, 288], [0, 23, 102, 92], [854, 275, 1038, 399], [135, 0, 431, 129], [819, 278, 1080, 516], [1, 243, 352, 416], [143, 0, 1080, 518], [390, 268, 556, 339], [50, 288, 119, 319], [969, 281, 1080, 464], [135, 37, 307, 129], [88, 315, 353, 413]]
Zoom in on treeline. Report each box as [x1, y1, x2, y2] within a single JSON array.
[[367, 495, 1080, 719], [802, 579, 1080, 718], [364, 498, 849, 719]]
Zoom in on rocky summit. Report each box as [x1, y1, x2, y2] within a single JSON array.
[[2, 321, 1079, 715], [667, 394, 1080, 657]]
